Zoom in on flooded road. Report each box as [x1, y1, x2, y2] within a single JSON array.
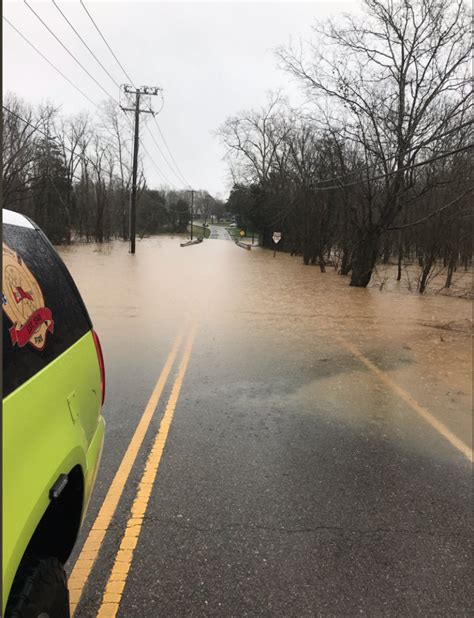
[[58, 236, 472, 616]]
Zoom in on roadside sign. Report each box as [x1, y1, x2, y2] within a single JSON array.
[[272, 232, 282, 243]]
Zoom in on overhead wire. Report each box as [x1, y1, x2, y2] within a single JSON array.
[[139, 138, 178, 189], [6, 10, 172, 187], [2, 105, 96, 180], [311, 119, 474, 187], [3, 105, 175, 193], [12, 3, 468, 199], [387, 188, 474, 231], [78, 0, 185, 188], [4, 16, 99, 109], [51, 0, 121, 89], [313, 143, 473, 192], [144, 122, 186, 187], [79, 0, 135, 87], [77, 0, 193, 190], [23, 0, 116, 101], [268, 143, 473, 226], [152, 115, 192, 188]]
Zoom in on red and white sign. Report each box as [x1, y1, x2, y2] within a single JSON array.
[[272, 232, 282, 244]]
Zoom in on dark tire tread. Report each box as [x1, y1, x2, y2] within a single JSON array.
[[5, 555, 70, 618]]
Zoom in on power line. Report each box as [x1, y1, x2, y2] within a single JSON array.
[[314, 119, 474, 186], [2, 104, 172, 194], [119, 106, 172, 187], [139, 138, 177, 189], [387, 188, 474, 231], [268, 143, 473, 227], [74, 1, 179, 191], [3, 105, 96, 173], [23, 0, 116, 101], [8, 5, 181, 193], [52, 0, 121, 89], [153, 115, 192, 188], [6, 14, 168, 188], [315, 143, 473, 192], [144, 122, 185, 187], [4, 16, 99, 109], [77, 0, 191, 190], [79, 0, 135, 87], [77, 0, 193, 190]]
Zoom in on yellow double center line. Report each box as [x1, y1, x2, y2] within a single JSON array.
[[69, 322, 196, 615], [96, 325, 196, 617]]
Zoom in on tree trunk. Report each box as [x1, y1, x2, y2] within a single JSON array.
[[350, 229, 379, 287], [445, 254, 456, 288], [396, 231, 403, 281], [382, 235, 390, 264], [318, 253, 326, 273], [418, 252, 435, 294], [302, 237, 311, 265], [419, 265, 430, 294], [340, 245, 352, 276]]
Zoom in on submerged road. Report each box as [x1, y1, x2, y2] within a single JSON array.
[[58, 237, 473, 617]]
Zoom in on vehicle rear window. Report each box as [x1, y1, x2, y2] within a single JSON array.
[[3, 223, 91, 398]]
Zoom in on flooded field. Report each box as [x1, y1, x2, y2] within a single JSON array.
[[369, 261, 473, 299]]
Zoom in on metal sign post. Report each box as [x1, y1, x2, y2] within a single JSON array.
[[272, 231, 282, 257]]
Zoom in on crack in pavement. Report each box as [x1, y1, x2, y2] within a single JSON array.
[[136, 515, 466, 538]]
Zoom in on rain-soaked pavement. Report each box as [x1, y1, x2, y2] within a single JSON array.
[[58, 236, 473, 617], [208, 224, 232, 240]]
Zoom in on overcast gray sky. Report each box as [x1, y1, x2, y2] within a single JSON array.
[[3, 1, 356, 199]]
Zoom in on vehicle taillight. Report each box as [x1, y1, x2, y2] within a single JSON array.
[[92, 330, 105, 405]]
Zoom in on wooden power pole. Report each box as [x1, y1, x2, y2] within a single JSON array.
[[190, 189, 194, 241], [121, 84, 161, 254]]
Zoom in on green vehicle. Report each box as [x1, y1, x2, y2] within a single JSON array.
[[2, 209, 105, 617]]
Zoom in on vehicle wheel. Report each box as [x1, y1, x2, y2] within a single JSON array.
[[5, 555, 70, 618]]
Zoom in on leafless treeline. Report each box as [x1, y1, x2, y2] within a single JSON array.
[[2, 94, 222, 243], [219, 0, 472, 291]]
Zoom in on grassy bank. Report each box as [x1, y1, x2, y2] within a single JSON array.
[[187, 224, 211, 239]]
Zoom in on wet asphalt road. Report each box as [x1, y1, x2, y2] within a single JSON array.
[[58, 236, 473, 617], [208, 224, 232, 240]]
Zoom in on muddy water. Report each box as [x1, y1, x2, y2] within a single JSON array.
[[58, 236, 472, 452]]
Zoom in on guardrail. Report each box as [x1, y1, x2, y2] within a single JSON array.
[[180, 238, 203, 247], [235, 240, 251, 250]]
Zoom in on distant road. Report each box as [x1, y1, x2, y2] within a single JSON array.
[[208, 224, 231, 240]]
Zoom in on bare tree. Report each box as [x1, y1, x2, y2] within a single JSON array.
[[278, 0, 471, 286], [58, 113, 91, 242], [218, 92, 289, 185], [2, 94, 54, 210], [100, 101, 133, 239]]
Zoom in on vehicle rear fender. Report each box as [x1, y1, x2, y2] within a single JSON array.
[[3, 447, 86, 611]]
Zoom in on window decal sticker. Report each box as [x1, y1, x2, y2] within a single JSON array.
[[2, 242, 54, 350]]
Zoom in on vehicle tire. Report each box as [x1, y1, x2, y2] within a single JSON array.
[[5, 555, 70, 618]]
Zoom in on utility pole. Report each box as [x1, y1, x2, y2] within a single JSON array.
[[190, 189, 194, 240], [202, 196, 209, 239], [121, 84, 161, 254]]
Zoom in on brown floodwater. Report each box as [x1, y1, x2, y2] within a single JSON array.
[[58, 235, 472, 453]]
